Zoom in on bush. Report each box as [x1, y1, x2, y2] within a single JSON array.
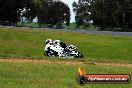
[[55, 22, 63, 29], [82, 23, 97, 31]]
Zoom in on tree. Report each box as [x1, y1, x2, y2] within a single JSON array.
[[0, 0, 71, 27], [73, 0, 92, 27], [73, 0, 132, 31], [47, 1, 70, 26], [0, 0, 33, 25], [27, 0, 70, 27], [90, 0, 132, 31]]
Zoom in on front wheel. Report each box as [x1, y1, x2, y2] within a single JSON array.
[[75, 52, 84, 58]]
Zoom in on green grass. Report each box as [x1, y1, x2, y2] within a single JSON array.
[[17, 22, 77, 29], [64, 22, 77, 29], [17, 22, 96, 30], [0, 28, 132, 88], [0, 28, 132, 63], [0, 61, 131, 88], [17, 22, 39, 28], [64, 23, 97, 31]]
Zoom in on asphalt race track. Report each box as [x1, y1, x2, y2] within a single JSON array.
[[0, 25, 132, 36]]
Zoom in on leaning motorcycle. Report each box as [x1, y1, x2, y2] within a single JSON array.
[[44, 45, 84, 59]]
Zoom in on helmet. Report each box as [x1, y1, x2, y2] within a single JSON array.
[[45, 39, 52, 44]]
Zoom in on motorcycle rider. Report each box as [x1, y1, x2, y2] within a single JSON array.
[[44, 39, 83, 58], [44, 39, 65, 57], [44, 39, 53, 55], [53, 40, 61, 46], [53, 40, 67, 49], [52, 40, 66, 57]]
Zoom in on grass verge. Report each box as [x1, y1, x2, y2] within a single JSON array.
[[0, 28, 132, 63], [0, 61, 131, 88]]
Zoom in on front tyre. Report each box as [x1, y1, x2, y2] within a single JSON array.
[[75, 52, 84, 58]]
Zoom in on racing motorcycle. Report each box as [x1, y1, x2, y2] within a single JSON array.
[[44, 45, 84, 58]]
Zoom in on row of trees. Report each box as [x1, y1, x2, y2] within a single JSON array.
[[0, 0, 70, 27], [73, 0, 132, 31], [1, 0, 132, 31]]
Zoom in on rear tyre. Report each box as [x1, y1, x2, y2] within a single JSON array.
[[44, 50, 58, 57]]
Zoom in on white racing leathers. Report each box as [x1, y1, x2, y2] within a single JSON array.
[[50, 45, 64, 57], [44, 43, 65, 57], [44, 43, 51, 52], [44, 44, 84, 58]]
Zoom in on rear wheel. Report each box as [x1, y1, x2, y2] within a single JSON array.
[[44, 50, 58, 57]]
